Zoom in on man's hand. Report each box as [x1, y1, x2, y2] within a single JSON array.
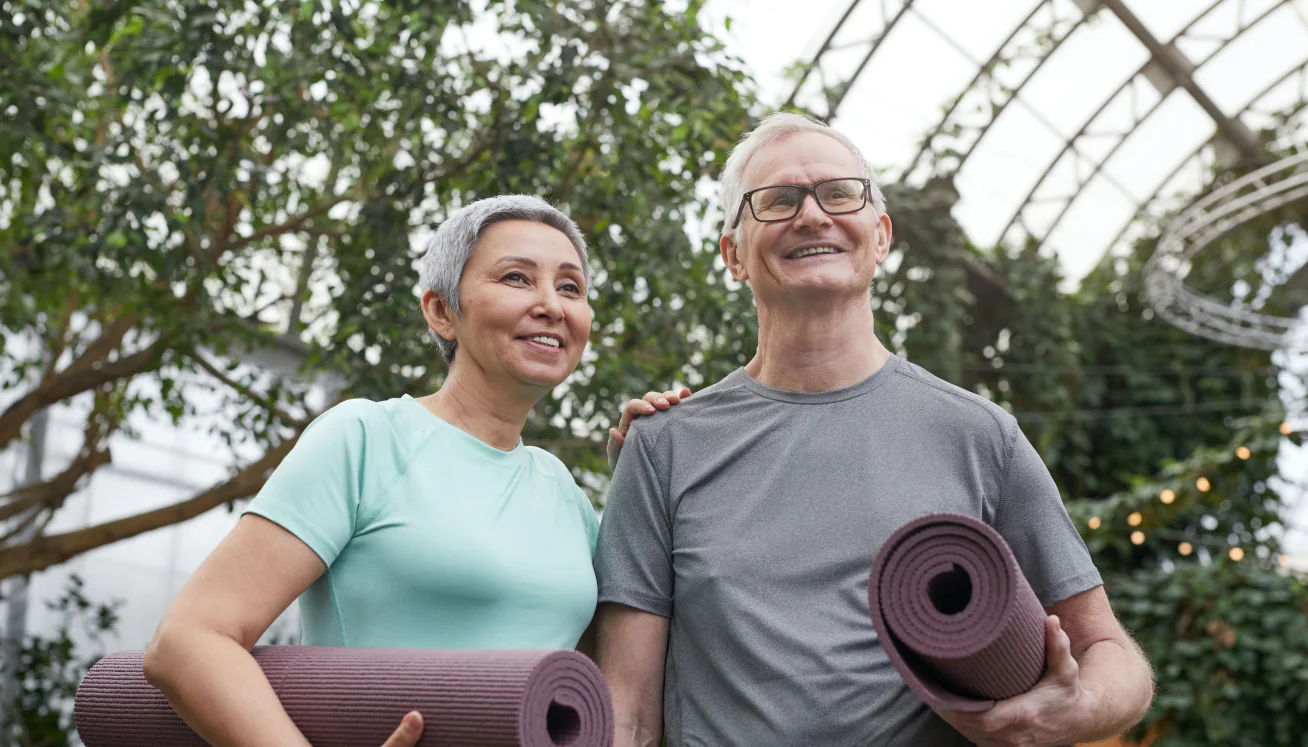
[[380, 711, 424, 747], [935, 616, 1095, 747], [606, 388, 691, 470]]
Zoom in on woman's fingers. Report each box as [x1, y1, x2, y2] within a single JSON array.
[[379, 711, 423, 747]]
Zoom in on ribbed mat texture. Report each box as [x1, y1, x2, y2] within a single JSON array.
[[867, 513, 1047, 712], [74, 647, 613, 747]]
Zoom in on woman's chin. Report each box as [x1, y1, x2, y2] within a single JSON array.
[[509, 361, 574, 390]]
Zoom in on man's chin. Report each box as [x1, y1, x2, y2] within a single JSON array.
[[768, 277, 868, 301]]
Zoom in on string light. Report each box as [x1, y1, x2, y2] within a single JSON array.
[[1179, 542, 1193, 556], [1196, 477, 1211, 492], [1160, 489, 1175, 504], [1229, 547, 1245, 561], [1088, 516, 1101, 530], [1280, 554, 1290, 566], [1235, 446, 1250, 460], [1127, 511, 1143, 527], [1131, 531, 1145, 545], [1281, 422, 1294, 435]]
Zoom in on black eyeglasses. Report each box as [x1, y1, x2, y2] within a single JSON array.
[[732, 177, 871, 228]]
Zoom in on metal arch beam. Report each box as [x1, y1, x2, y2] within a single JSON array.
[[996, 0, 1291, 253], [1099, 56, 1308, 270], [901, 0, 1091, 184], [1143, 152, 1308, 350], [783, 0, 917, 121], [1097, 0, 1264, 161]]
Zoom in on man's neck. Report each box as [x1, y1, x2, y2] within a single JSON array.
[[417, 364, 537, 452], [745, 293, 892, 393]]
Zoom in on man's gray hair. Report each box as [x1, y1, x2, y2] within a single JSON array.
[[418, 194, 589, 363], [720, 111, 885, 240]]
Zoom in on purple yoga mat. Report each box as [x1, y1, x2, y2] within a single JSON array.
[[74, 647, 613, 747], [867, 513, 1047, 712]]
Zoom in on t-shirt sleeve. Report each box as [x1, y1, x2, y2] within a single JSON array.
[[594, 421, 674, 618], [993, 418, 1103, 608], [243, 401, 373, 568]]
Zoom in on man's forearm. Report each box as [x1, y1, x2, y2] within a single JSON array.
[[1068, 637, 1155, 742]]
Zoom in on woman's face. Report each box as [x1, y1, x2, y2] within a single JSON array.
[[427, 220, 592, 393]]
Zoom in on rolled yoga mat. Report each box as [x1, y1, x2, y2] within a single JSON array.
[[74, 647, 614, 747], [867, 513, 1048, 712]]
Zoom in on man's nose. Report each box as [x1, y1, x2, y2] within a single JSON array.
[[791, 193, 832, 230]]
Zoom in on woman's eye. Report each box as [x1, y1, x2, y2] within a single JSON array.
[[503, 271, 529, 283], [560, 283, 582, 295]]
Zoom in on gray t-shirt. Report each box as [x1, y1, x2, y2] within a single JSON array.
[[595, 356, 1102, 747]]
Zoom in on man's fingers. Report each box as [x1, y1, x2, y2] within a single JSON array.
[[379, 711, 424, 747], [1045, 615, 1079, 682], [609, 427, 625, 446], [642, 390, 671, 408]]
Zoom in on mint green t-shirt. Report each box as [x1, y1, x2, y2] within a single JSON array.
[[243, 395, 599, 650]]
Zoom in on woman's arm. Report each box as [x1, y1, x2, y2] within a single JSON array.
[[144, 514, 422, 747]]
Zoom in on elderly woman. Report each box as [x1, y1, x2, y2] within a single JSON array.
[[143, 195, 687, 747]]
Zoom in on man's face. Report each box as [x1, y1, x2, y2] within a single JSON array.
[[721, 132, 892, 305]]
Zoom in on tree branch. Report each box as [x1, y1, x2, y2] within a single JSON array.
[[189, 350, 304, 428], [0, 430, 305, 580], [222, 194, 358, 254], [44, 288, 82, 378], [0, 339, 166, 453], [0, 449, 112, 525]]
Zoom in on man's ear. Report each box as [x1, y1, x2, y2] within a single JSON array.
[[873, 213, 893, 265], [720, 234, 750, 282], [421, 289, 457, 343]]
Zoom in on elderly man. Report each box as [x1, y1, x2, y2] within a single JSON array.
[[594, 112, 1154, 747]]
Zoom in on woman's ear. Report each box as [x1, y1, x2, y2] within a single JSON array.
[[421, 289, 456, 343]]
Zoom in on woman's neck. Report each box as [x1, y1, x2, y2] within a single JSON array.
[[417, 364, 537, 452]]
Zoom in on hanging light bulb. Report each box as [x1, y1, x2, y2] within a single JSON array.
[[1160, 489, 1176, 504], [1088, 516, 1101, 530], [1235, 446, 1251, 460], [1130, 531, 1145, 545], [1178, 542, 1193, 556], [1280, 554, 1291, 566], [1127, 512, 1143, 527], [1196, 477, 1211, 492], [1280, 422, 1294, 436], [1229, 547, 1245, 561]]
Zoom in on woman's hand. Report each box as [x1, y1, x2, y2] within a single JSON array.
[[606, 388, 692, 470], [380, 711, 424, 747]]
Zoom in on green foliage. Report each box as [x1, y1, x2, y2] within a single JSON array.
[[2, 575, 121, 747], [1110, 563, 1308, 747]]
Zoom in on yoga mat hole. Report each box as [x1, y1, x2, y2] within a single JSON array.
[[927, 564, 972, 615], [546, 701, 581, 746]]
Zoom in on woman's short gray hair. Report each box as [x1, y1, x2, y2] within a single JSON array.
[[720, 111, 885, 240], [418, 194, 589, 363]]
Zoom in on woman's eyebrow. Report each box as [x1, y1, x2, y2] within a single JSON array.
[[493, 256, 583, 273]]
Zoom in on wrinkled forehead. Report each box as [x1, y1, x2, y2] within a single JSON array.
[[743, 132, 862, 190]]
